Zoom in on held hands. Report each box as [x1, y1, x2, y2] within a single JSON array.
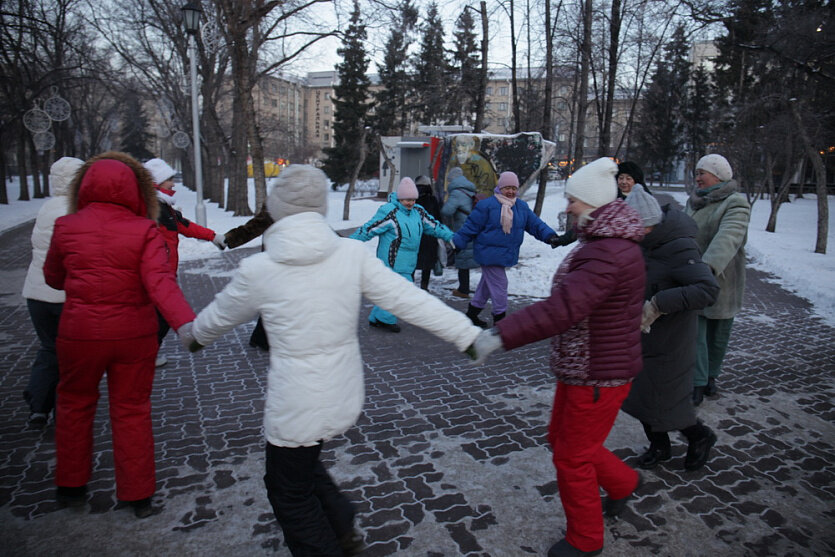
[[177, 322, 204, 352], [212, 233, 227, 250], [548, 234, 571, 249], [641, 297, 663, 333], [465, 328, 504, 365]]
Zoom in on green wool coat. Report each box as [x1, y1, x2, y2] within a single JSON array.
[[685, 179, 751, 319]]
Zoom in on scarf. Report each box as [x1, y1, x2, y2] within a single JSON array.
[[155, 186, 175, 206], [494, 193, 517, 234]]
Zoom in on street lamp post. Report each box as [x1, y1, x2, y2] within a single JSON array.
[[182, 1, 206, 226]]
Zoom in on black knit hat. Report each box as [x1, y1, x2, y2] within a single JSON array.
[[616, 161, 645, 185]]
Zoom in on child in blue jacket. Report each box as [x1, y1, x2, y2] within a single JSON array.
[[453, 171, 558, 327], [350, 177, 454, 333]]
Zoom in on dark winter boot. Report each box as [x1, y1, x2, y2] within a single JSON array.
[[56, 485, 87, 508], [603, 472, 643, 518], [692, 385, 706, 406], [683, 423, 717, 471], [704, 377, 718, 396], [492, 312, 506, 325], [637, 424, 672, 469], [130, 497, 153, 519], [466, 304, 488, 329], [547, 538, 602, 557]]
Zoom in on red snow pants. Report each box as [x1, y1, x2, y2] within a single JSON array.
[[549, 381, 638, 552], [55, 335, 158, 501]]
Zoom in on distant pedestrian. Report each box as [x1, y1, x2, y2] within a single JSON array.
[[350, 177, 454, 333], [414, 175, 442, 290], [685, 154, 750, 405], [180, 164, 481, 557], [143, 158, 225, 366], [440, 167, 480, 298], [43, 152, 196, 518], [620, 184, 720, 471], [21, 156, 83, 427], [452, 171, 559, 328], [469, 157, 646, 557]]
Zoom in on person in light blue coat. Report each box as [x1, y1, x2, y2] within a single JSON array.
[[441, 168, 479, 298], [350, 177, 454, 333], [453, 171, 558, 327]]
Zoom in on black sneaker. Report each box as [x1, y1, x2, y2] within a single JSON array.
[[130, 497, 153, 519], [56, 485, 87, 508], [370, 320, 401, 333], [684, 428, 717, 471], [636, 445, 672, 469], [692, 386, 706, 406], [548, 538, 603, 557], [603, 472, 643, 518], [705, 378, 718, 396], [28, 412, 48, 427]]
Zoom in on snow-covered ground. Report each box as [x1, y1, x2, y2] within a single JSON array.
[[2, 175, 833, 326]]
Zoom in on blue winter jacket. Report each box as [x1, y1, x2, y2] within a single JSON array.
[[453, 195, 556, 267], [350, 192, 454, 275], [440, 175, 478, 269]]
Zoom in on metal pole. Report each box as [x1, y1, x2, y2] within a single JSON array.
[[189, 34, 206, 226]]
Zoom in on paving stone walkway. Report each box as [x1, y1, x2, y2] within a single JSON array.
[[1, 220, 833, 556]]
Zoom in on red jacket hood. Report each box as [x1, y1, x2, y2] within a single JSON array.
[[68, 151, 158, 220]]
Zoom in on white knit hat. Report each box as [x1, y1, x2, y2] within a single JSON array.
[[267, 164, 328, 221], [625, 184, 663, 227], [565, 157, 618, 208], [143, 158, 177, 185], [696, 154, 733, 182], [49, 157, 83, 196]]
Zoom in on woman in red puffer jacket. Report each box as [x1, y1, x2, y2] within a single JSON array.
[[44, 151, 195, 518]]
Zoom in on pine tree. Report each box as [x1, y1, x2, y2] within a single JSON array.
[[634, 25, 690, 184], [374, 0, 418, 136], [681, 63, 714, 181], [118, 89, 154, 161], [322, 0, 374, 185], [412, 3, 451, 126], [450, 8, 480, 127]]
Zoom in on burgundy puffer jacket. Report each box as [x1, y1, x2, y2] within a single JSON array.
[[497, 200, 645, 386], [44, 152, 195, 341]]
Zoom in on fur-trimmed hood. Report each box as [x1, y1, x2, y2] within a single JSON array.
[[68, 151, 158, 220]]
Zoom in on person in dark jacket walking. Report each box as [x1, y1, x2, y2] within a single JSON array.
[[440, 168, 480, 297], [452, 171, 559, 328], [469, 157, 647, 557], [414, 175, 442, 290], [620, 185, 720, 471]]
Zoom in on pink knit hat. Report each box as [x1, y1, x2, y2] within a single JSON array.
[[397, 177, 418, 200], [497, 171, 519, 188]]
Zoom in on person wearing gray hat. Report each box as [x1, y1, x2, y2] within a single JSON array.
[[622, 185, 721, 471], [686, 154, 750, 405], [181, 165, 483, 556]]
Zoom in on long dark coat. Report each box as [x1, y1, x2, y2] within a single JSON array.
[[416, 185, 441, 271], [621, 205, 719, 431]]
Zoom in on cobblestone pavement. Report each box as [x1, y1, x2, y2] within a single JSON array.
[[1, 220, 833, 557]]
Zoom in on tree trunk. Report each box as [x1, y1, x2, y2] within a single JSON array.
[[344, 126, 369, 220], [17, 126, 29, 201], [0, 146, 8, 204], [572, 0, 592, 173], [509, 0, 520, 134], [790, 101, 827, 254], [598, 0, 621, 157], [378, 135, 397, 195], [534, 0, 554, 216], [473, 1, 488, 133], [28, 134, 43, 198]]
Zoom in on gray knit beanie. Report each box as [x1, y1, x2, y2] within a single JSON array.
[[625, 184, 663, 227], [267, 164, 328, 221]]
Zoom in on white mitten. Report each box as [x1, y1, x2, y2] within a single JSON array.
[[641, 298, 663, 333], [466, 328, 504, 365], [212, 233, 226, 250]]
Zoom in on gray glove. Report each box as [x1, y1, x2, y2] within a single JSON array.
[[177, 322, 203, 352], [641, 297, 663, 333], [212, 233, 226, 250], [466, 327, 504, 365]]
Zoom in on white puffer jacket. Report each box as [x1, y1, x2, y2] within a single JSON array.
[[22, 157, 84, 303], [192, 212, 481, 448]]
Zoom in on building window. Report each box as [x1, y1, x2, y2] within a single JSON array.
[[498, 102, 507, 111], [486, 86, 493, 95], [499, 87, 508, 96], [324, 106, 331, 114], [271, 99, 277, 107], [557, 101, 567, 110], [324, 133, 329, 141], [485, 102, 492, 110], [323, 119, 329, 128], [324, 93, 331, 99]]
